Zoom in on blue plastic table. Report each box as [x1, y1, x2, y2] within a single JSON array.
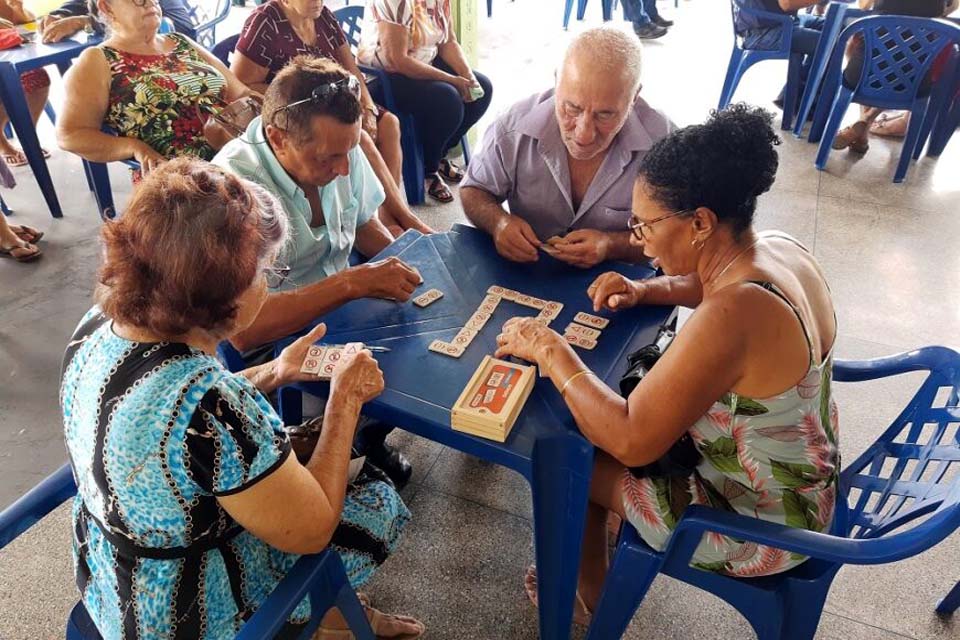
[[0, 33, 100, 218], [277, 225, 676, 640]]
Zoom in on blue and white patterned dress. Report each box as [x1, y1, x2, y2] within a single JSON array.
[[61, 308, 410, 640]]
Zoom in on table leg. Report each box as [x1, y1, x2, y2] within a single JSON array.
[[530, 435, 594, 640], [0, 65, 62, 218]]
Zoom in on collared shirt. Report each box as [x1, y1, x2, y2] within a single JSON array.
[[212, 116, 384, 291], [461, 89, 674, 240]]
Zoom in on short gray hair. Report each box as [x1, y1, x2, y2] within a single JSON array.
[[562, 27, 644, 96]]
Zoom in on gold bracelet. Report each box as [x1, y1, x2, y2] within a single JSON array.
[[559, 370, 593, 397]]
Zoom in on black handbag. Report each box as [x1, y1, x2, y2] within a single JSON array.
[[619, 326, 703, 479]]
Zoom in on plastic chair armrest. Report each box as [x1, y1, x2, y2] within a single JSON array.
[[661, 502, 960, 570], [359, 64, 397, 112], [0, 464, 76, 550], [833, 346, 960, 383], [234, 552, 334, 640]]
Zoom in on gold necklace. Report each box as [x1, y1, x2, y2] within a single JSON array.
[[705, 237, 761, 287]]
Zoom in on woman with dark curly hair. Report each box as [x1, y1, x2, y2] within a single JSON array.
[[60, 158, 423, 639], [496, 104, 839, 624]]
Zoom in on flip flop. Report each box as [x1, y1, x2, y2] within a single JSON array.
[[0, 241, 41, 262], [869, 112, 909, 138], [831, 123, 869, 154], [426, 174, 454, 204], [524, 565, 593, 627], [315, 605, 425, 640], [438, 158, 465, 183], [2, 148, 51, 167], [10, 224, 43, 243]]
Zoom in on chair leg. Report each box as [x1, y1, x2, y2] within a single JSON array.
[[718, 49, 747, 110], [584, 529, 661, 640], [814, 89, 853, 171], [83, 160, 116, 220], [43, 101, 56, 125], [335, 584, 375, 640], [774, 581, 833, 640], [936, 579, 960, 615], [576, 0, 589, 21], [563, 0, 575, 29], [808, 76, 842, 143], [781, 52, 804, 131], [487, 0, 492, 17], [0, 195, 10, 216], [400, 117, 425, 205], [895, 101, 928, 183], [460, 135, 471, 165]]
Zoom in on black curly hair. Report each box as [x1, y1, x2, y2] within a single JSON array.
[[637, 103, 781, 239]]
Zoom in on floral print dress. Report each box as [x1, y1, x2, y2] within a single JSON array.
[[622, 281, 840, 577], [102, 34, 229, 161]]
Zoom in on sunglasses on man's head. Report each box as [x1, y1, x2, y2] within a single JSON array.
[[272, 76, 362, 127]]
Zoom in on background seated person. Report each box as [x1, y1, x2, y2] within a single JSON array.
[[213, 56, 422, 487], [38, 0, 197, 42], [461, 28, 672, 268], [0, 0, 51, 167], [57, 0, 255, 172], [495, 106, 840, 622], [61, 158, 422, 640], [831, 0, 959, 153], [232, 0, 432, 236], [357, 0, 492, 203]]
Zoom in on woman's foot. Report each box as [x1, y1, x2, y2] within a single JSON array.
[[9, 224, 43, 243], [317, 602, 425, 639], [832, 121, 870, 154], [426, 173, 454, 204], [869, 112, 909, 138], [523, 565, 593, 627], [0, 239, 41, 262], [0, 146, 51, 167], [438, 158, 465, 183]]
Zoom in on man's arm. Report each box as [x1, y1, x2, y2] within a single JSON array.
[[354, 217, 394, 258], [230, 271, 361, 352], [461, 185, 508, 236]]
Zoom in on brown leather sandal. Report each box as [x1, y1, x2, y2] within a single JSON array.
[[0, 240, 41, 262], [832, 122, 870, 154], [426, 173, 454, 204], [438, 158, 465, 183], [523, 565, 593, 626]]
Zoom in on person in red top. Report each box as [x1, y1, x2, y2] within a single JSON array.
[[233, 0, 432, 236]]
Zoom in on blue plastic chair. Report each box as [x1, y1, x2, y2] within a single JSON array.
[[0, 464, 375, 640], [915, 27, 960, 159], [3, 102, 58, 141], [211, 32, 241, 66], [793, 1, 867, 137], [811, 16, 960, 183], [335, 6, 470, 206], [584, 345, 960, 640], [718, 0, 805, 130], [186, 0, 232, 49], [0, 195, 10, 216]]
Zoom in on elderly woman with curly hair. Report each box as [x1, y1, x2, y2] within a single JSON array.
[[496, 105, 840, 624], [60, 158, 424, 639]]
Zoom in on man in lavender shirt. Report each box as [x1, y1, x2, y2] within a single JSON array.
[[461, 27, 674, 268]]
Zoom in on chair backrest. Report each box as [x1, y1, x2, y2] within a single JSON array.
[[838, 347, 960, 545], [729, 0, 792, 45], [211, 33, 241, 67], [335, 6, 365, 53], [187, 0, 232, 49], [835, 16, 960, 105]]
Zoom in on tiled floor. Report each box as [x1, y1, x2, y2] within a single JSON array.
[[1, 0, 959, 638]]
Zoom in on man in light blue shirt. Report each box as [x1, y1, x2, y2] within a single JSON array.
[[213, 56, 422, 486], [213, 57, 422, 353]]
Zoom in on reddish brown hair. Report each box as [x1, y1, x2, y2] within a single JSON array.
[[97, 158, 287, 339]]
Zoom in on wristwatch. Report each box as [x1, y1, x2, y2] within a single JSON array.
[[82, 15, 95, 34]]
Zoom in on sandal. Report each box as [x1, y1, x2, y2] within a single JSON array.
[[315, 600, 424, 640], [438, 158, 465, 183], [426, 173, 454, 204], [869, 112, 909, 138], [524, 565, 593, 627], [10, 224, 43, 243], [0, 240, 41, 262], [831, 123, 870, 154], [2, 148, 51, 167]]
